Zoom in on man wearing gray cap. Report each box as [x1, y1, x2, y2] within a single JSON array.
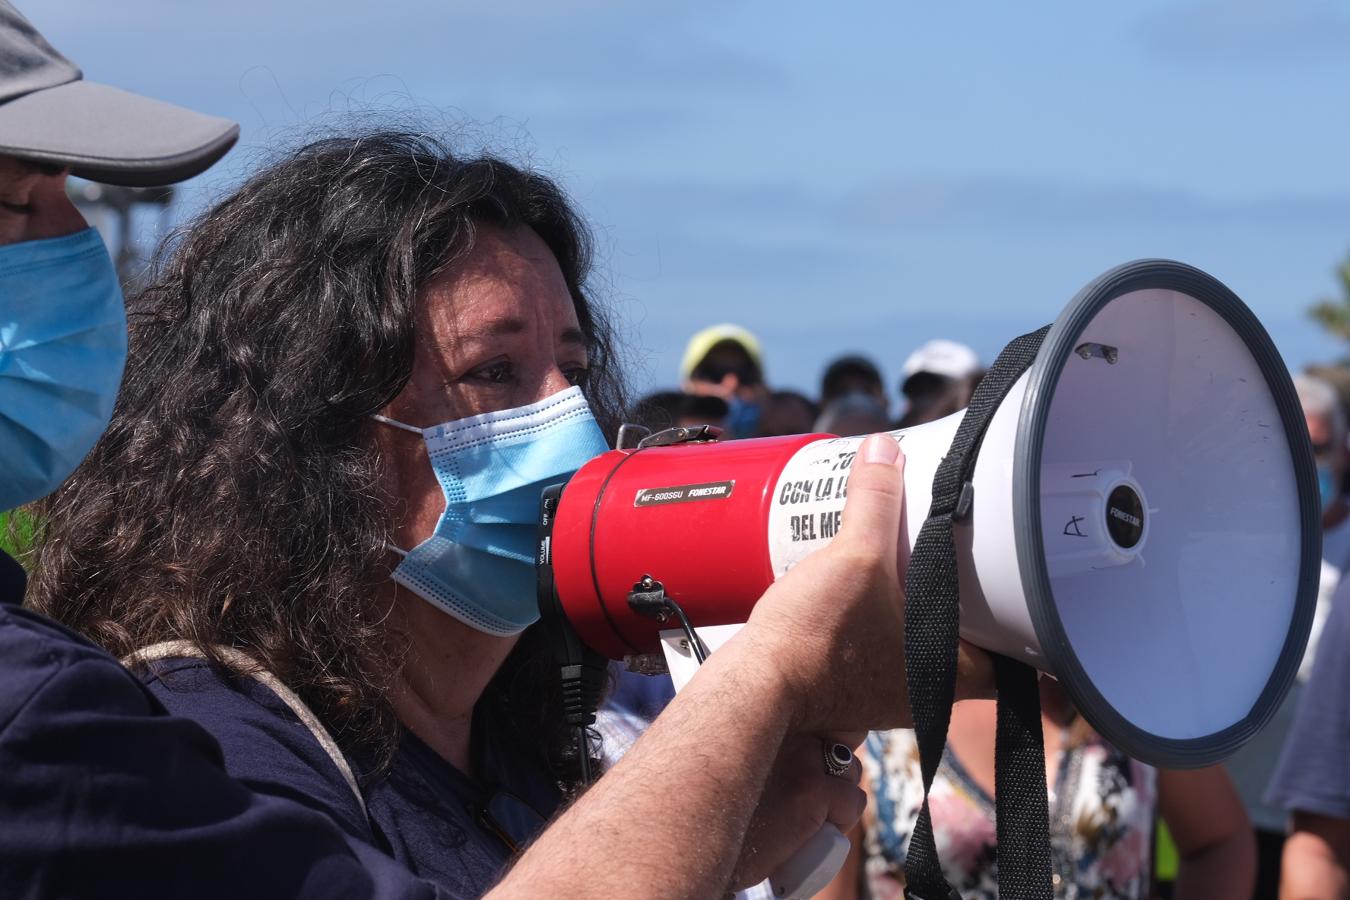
[[0, 6, 237, 185], [0, 0, 237, 505]]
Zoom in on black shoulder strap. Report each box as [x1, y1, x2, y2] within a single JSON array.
[[901, 325, 1052, 900]]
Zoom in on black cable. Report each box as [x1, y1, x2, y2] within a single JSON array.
[[538, 483, 609, 788], [665, 597, 707, 664], [627, 577, 708, 664], [576, 725, 592, 785]]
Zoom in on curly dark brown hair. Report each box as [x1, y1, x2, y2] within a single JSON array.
[[26, 130, 626, 778]]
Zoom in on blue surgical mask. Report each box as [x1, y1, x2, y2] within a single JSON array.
[[376, 386, 610, 635], [0, 228, 127, 512], [1318, 462, 1340, 511], [726, 394, 762, 439]]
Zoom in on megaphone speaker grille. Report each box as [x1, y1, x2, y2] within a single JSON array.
[[1014, 260, 1320, 767]]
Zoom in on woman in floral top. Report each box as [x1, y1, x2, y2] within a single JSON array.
[[820, 681, 1255, 899]]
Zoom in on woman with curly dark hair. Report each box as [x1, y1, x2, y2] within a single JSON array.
[[26, 130, 629, 892]]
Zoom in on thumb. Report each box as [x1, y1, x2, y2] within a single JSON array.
[[837, 434, 906, 560]]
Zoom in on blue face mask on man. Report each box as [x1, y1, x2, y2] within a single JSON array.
[[375, 386, 610, 635], [725, 394, 762, 440], [1318, 462, 1341, 511], [0, 227, 127, 512]]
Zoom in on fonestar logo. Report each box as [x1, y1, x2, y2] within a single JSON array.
[[1108, 506, 1141, 528], [634, 481, 736, 507]]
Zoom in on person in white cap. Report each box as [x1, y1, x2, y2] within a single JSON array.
[[895, 338, 983, 429]]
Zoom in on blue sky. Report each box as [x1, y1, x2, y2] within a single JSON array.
[[31, 0, 1350, 407]]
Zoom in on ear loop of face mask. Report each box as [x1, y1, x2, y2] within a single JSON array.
[[372, 413, 422, 559]]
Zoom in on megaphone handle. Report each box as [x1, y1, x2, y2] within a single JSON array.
[[767, 822, 851, 899], [647, 603, 851, 899]]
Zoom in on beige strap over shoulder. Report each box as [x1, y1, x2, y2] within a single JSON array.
[[124, 640, 368, 819]]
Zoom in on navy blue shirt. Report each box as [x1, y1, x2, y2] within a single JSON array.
[[0, 551, 448, 899], [1268, 578, 1350, 820], [141, 658, 561, 897]]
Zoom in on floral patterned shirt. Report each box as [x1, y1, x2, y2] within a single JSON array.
[[861, 727, 1156, 899]]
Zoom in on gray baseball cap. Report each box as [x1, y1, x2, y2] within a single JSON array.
[[0, 1, 238, 186]]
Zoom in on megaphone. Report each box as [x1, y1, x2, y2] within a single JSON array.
[[539, 259, 1318, 770]]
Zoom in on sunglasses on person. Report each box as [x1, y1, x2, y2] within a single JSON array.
[[691, 362, 761, 386], [475, 790, 548, 855]]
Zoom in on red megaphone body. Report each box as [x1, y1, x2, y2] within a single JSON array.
[[544, 429, 831, 661]]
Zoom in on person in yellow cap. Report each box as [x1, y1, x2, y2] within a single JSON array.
[[681, 323, 770, 438]]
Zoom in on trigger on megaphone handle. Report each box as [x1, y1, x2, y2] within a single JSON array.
[[647, 608, 851, 899]]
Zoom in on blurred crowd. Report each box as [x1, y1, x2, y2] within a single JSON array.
[[634, 324, 984, 443]]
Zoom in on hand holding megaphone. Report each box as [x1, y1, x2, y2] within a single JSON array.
[[676, 435, 993, 898], [744, 433, 994, 734]]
